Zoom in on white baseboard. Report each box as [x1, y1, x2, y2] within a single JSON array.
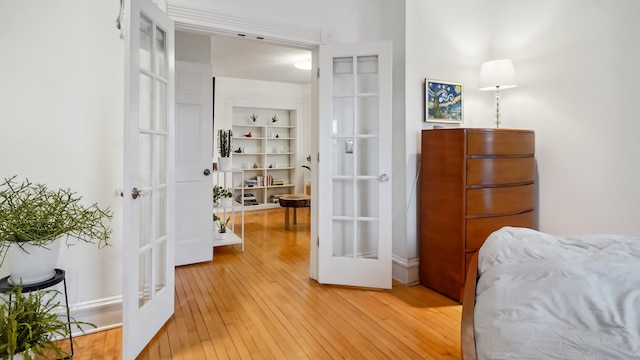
[[392, 254, 420, 285], [68, 295, 122, 336]]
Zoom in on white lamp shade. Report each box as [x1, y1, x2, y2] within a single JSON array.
[[479, 59, 516, 90]]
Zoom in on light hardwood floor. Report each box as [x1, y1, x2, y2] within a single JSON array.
[[71, 208, 462, 359]]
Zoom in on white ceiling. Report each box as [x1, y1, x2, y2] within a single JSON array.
[[210, 34, 312, 85]]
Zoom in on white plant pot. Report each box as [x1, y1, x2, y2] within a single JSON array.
[[218, 157, 232, 171], [11, 350, 34, 360], [7, 237, 62, 285], [221, 197, 233, 207], [218, 232, 227, 241]]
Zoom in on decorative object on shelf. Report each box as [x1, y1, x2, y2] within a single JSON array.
[[234, 147, 243, 153], [217, 216, 231, 240], [275, 134, 280, 138], [425, 79, 463, 123], [268, 164, 273, 169], [0, 285, 95, 360], [244, 131, 252, 138], [479, 59, 517, 128], [253, 163, 259, 169], [249, 114, 258, 123], [217, 129, 233, 170], [0, 176, 113, 285], [271, 115, 278, 123], [213, 185, 233, 207]]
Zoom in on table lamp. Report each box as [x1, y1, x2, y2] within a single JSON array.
[[479, 59, 516, 128]]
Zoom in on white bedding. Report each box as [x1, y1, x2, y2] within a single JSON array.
[[475, 226, 640, 360]]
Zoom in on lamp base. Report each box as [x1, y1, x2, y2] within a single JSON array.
[[494, 87, 501, 128]]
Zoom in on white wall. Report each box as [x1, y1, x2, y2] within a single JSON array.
[[408, 0, 640, 239], [0, 0, 124, 322], [176, 31, 211, 63]]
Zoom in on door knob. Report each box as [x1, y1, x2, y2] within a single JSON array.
[[131, 187, 144, 199], [380, 174, 390, 182], [203, 169, 211, 176]]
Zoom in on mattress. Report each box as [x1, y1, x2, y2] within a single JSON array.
[[474, 226, 640, 360]]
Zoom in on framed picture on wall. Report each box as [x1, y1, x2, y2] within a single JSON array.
[[425, 79, 463, 123]]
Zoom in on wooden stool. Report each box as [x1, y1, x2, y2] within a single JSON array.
[[279, 194, 310, 230]]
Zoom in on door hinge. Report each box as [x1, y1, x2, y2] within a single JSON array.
[[317, 68, 320, 78], [317, 153, 320, 163], [317, 237, 319, 247]]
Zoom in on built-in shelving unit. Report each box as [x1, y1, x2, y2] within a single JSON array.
[[227, 102, 302, 209], [213, 169, 244, 250]]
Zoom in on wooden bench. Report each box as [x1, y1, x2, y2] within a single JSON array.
[[278, 194, 310, 230]]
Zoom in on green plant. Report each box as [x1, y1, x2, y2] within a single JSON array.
[[212, 185, 233, 206], [271, 115, 278, 123], [301, 155, 312, 171], [0, 286, 95, 360], [217, 216, 231, 233], [249, 114, 258, 122], [217, 129, 233, 157], [0, 176, 113, 266]]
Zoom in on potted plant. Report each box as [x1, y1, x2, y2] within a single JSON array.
[[301, 155, 312, 171], [212, 213, 220, 233], [217, 216, 231, 240], [301, 155, 312, 195], [217, 129, 233, 170], [213, 186, 233, 207], [0, 285, 95, 360], [0, 176, 113, 285]]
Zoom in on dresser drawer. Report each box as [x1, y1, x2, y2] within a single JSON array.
[[465, 211, 534, 251], [467, 184, 534, 216], [467, 130, 535, 156], [467, 157, 534, 186]]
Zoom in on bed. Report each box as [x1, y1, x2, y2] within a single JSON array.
[[461, 226, 640, 360]]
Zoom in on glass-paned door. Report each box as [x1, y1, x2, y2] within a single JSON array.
[[123, 1, 175, 358], [317, 42, 392, 289]]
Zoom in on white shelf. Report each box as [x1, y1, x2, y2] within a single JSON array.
[[213, 170, 244, 251], [229, 104, 301, 207], [212, 232, 243, 247]]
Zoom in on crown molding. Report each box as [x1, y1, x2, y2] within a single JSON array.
[[167, 4, 324, 49]]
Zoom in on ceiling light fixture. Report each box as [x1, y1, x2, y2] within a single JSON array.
[[294, 59, 311, 70]]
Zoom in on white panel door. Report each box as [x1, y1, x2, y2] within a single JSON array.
[[317, 41, 393, 289], [175, 61, 213, 266], [123, 0, 175, 358]]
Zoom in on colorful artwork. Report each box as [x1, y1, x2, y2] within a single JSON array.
[[426, 79, 463, 123]]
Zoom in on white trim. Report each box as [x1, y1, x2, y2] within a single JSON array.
[[67, 296, 123, 336], [392, 254, 420, 285], [167, 4, 325, 48]]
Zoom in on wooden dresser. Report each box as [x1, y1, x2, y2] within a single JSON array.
[[419, 128, 536, 302]]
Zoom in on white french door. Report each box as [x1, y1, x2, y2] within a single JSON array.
[[317, 41, 393, 289], [175, 61, 214, 266], [123, 1, 175, 358]]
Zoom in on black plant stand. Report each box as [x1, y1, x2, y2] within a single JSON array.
[[0, 269, 73, 359]]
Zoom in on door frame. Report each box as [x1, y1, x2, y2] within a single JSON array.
[[166, 5, 324, 280]]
